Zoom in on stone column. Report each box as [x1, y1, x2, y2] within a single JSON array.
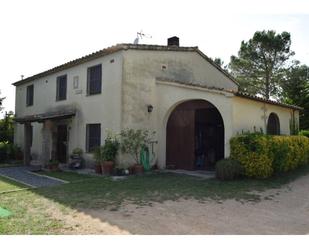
[[41, 120, 53, 166], [23, 122, 32, 166]]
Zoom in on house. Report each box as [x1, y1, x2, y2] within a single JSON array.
[[13, 37, 301, 170]]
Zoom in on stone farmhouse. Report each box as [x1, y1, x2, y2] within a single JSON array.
[[13, 37, 301, 170]]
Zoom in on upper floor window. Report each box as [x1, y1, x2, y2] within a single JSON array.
[[26, 85, 34, 106], [56, 75, 67, 101], [86, 123, 101, 152], [87, 64, 102, 95], [267, 113, 280, 135]]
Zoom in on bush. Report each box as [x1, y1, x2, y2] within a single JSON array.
[[0, 142, 22, 162], [102, 135, 119, 162], [215, 158, 244, 180], [120, 129, 155, 164], [230, 134, 274, 178], [299, 130, 309, 138], [230, 134, 309, 179]]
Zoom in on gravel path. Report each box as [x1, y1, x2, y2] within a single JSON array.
[[0, 167, 66, 188], [84, 174, 309, 234]]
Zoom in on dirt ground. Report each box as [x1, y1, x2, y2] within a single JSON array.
[[53, 174, 309, 235]]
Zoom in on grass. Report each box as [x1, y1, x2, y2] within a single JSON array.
[[0, 161, 22, 168], [0, 164, 308, 234], [39, 171, 96, 182], [0, 175, 28, 193]]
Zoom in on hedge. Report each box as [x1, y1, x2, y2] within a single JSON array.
[[230, 134, 309, 179]]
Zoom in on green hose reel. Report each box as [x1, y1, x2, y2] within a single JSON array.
[[140, 145, 150, 171]]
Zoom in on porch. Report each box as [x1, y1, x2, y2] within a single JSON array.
[[15, 109, 76, 167]]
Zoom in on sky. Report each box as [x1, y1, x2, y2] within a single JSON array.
[[1, 0, 309, 116]]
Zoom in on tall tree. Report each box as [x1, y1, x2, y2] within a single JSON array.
[[0, 91, 5, 112], [281, 64, 309, 129], [229, 30, 294, 99]]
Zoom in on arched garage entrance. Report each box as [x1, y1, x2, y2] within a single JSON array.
[[166, 100, 224, 171]]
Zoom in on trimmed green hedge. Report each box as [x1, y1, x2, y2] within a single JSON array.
[[230, 134, 309, 179], [215, 158, 244, 180], [299, 130, 309, 138]]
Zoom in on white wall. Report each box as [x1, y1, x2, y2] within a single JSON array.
[[232, 96, 297, 135], [15, 51, 124, 164]]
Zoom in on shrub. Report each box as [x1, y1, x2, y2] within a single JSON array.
[[299, 130, 309, 138], [271, 136, 309, 172], [230, 134, 273, 178], [0, 142, 22, 162], [215, 158, 244, 180], [230, 134, 309, 178], [120, 129, 155, 164], [102, 135, 119, 162]]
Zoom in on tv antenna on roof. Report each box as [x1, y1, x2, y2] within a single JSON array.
[[134, 30, 152, 44]]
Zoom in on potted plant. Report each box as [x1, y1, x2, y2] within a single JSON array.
[[72, 147, 83, 158], [47, 159, 59, 171], [93, 146, 103, 174], [101, 134, 119, 175], [120, 129, 155, 175], [69, 147, 84, 169]]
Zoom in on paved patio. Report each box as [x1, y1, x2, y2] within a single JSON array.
[[0, 166, 67, 188]]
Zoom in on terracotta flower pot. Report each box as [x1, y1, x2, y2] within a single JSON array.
[[133, 164, 144, 175], [102, 161, 115, 175], [95, 164, 102, 174], [48, 164, 59, 172]]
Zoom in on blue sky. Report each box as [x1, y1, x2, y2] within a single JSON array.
[[0, 0, 308, 116]]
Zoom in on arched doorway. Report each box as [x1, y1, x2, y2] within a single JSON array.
[[166, 100, 224, 171], [267, 113, 280, 135]]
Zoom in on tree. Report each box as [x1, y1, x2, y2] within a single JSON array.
[[229, 30, 295, 99], [0, 111, 14, 143], [281, 64, 309, 129], [0, 91, 5, 113]]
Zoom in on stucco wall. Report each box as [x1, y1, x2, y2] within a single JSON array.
[[232, 96, 298, 135], [14, 46, 299, 169], [119, 49, 237, 167], [15, 51, 124, 163]]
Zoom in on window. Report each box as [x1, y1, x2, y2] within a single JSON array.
[[267, 113, 280, 135], [56, 75, 67, 101], [26, 85, 34, 106], [86, 124, 101, 152], [87, 64, 102, 95]]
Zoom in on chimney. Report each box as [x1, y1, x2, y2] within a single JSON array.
[[167, 36, 179, 46]]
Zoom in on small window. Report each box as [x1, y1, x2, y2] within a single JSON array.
[[87, 64, 102, 95], [56, 75, 67, 101], [26, 85, 34, 106], [267, 113, 280, 135], [86, 123, 101, 152]]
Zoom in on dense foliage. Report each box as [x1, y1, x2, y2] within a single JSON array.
[[0, 142, 22, 162], [299, 130, 309, 138], [230, 134, 309, 178], [229, 30, 294, 99], [215, 158, 244, 180], [120, 129, 155, 164], [281, 64, 309, 130], [0, 112, 14, 143]]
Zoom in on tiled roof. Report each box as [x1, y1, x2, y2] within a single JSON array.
[[14, 109, 76, 123], [156, 77, 302, 110], [12, 43, 237, 86], [235, 91, 302, 111]]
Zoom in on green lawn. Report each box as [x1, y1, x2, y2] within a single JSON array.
[[0, 161, 23, 168], [0, 176, 28, 193], [0, 164, 309, 234]]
